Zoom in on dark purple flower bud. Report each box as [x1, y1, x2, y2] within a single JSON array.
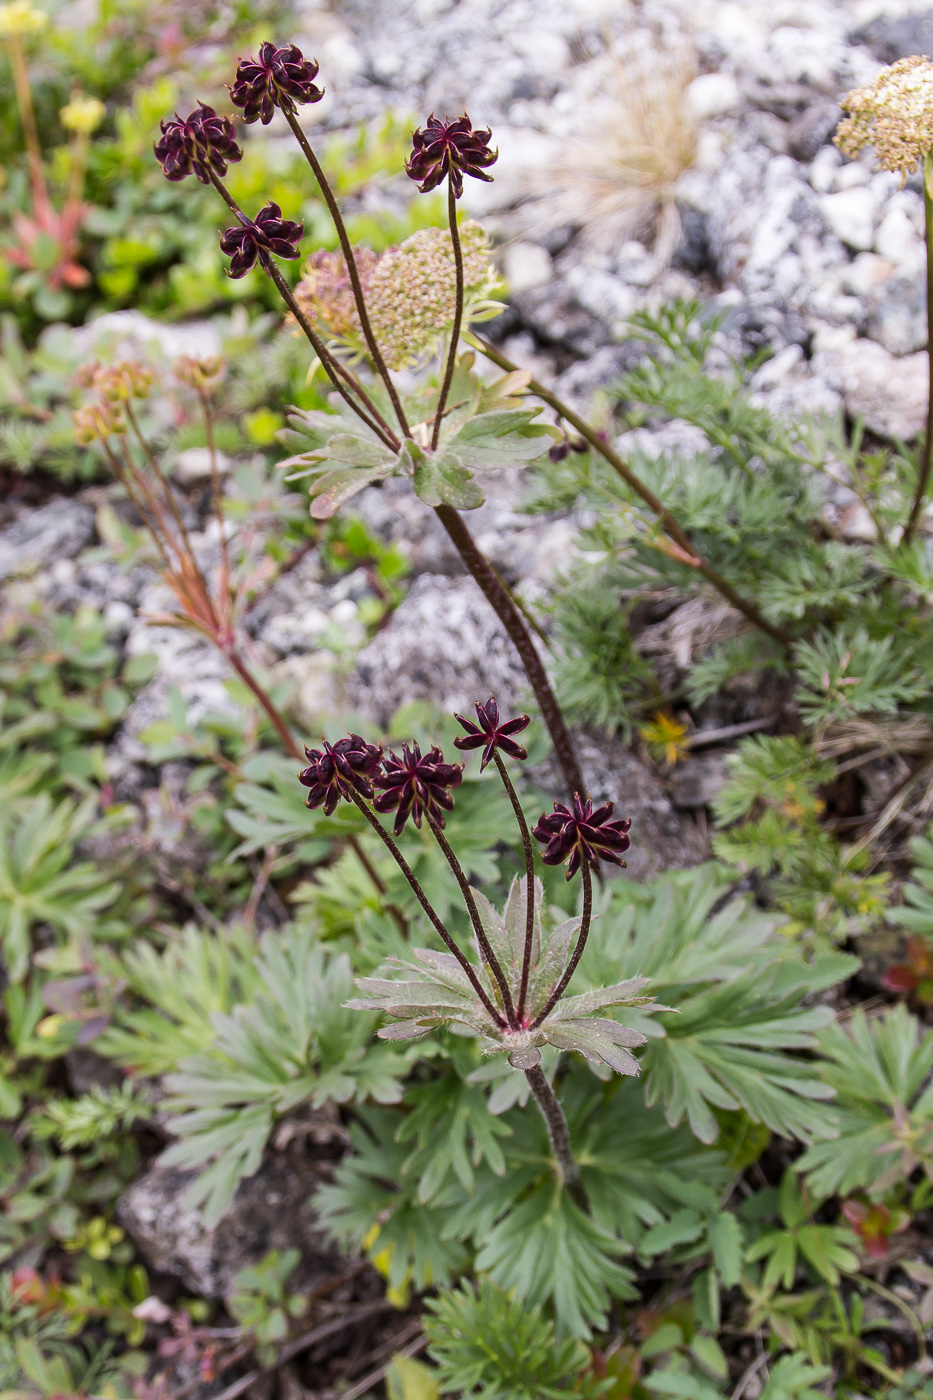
[[230, 41, 324, 124], [299, 734, 383, 815], [374, 742, 463, 835], [153, 103, 242, 184], [453, 696, 530, 771], [219, 201, 304, 278], [405, 113, 498, 198], [532, 794, 631, 881]]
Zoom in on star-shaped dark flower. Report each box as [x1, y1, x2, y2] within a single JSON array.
[[374, 742, 463, 834], [298, 734, 383, 815], [153, 103, 242, 184], [405, 114, 498, 198], [219, 202, 304, 278], [230, 42, 323, 124], [532, 795, 631, 881], [454, 696, 530, 771]]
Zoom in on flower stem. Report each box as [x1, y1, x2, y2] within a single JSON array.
[[204, 170, 398, 450], [523, 1063, 586, 1204], [905, 150, 933, 543], [431, 181, 464, 450], [6, 35, 48, 215], [345, 790, 507, 1027], [280, 108, 412, 439], [426, 815, 516, 1026], [198, 386, 232, 590], [492, 753, 537, 1024], [529, 859, 592, 1029], [433, 504, 585, 798], [467, 332, 792, 651]]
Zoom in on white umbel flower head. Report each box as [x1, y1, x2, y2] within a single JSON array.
[[836, 55, 933, 180]]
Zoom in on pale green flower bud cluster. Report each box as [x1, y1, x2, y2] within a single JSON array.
[[291, 222, 499, 371], [368, 221, 498, 370], [836, 55, 933, 179]]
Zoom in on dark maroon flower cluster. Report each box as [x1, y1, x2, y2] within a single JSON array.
[[454, 697, 529, 770], [533, 795, 631, 881], [405, 114, 498, 198], [153, 103, 242, 184], [230, 41, 323, 124], [374, 743, 463, 834], [219, 202, 304, 278], [299, 735, 383, 815]]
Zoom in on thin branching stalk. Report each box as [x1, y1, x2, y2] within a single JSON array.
[[523, 1063, 586, 1203], [280, 108, 412, 438], [492, 753, 537, 1024], [426, 814, 516, 1025], [205, 170, 399, 448], [125, 402, 200, 563], [467, 331, 792, 651], [431, 181, 463, 450], [198, 385, 232, 587], [433, 504, 586, 797], [529, 858, 592, 1029], [905, 150, 933, 542], [345, 790, 507, 1026]]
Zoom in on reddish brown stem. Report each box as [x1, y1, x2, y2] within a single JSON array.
[[434, 504, 585, 798], [493, 753, 537, 1024]]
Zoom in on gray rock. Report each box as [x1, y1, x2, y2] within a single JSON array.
[[71, 310, 221, 365], [669, 753, 729, 810], [786, 101, 842, 162], [118, 1153, 346, 1299], [512, 281, 607, 357], [866, 274, 927, 356], [0, 499, 95, 582], [852, 11, 933, 64], [173, 448, 233, 485], [348, 574, 528, 724], [502, 241, 554, 294], [819, 186, 879, 252], [813, 338, 928, 441], [531, 732, 709, 882]]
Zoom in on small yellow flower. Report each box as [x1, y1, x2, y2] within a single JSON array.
[[60, 92, 106, 135], [639, 711, 690, 767], [836, 55, 933, 180], [0, 0, 47, 37]]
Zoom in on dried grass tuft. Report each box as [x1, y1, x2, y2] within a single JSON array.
[[520, 27, 699, 268]]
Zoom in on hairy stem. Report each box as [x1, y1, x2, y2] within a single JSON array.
[[431, 181, 463, 450], [529, 859, 592, 1029], [905, 151, 933, 543], [467, 332, 791, 651], [492, 753, 537, 1024], [426, 815, 516, 1026], [345, 791, 506, 1027], [434, 504, 585, 798], [523, 1064, 586, 1203], [281, 107, 412, 438]]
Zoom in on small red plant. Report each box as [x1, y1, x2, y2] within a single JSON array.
[[882, 936, 933, 1004], [840, 1198, 910, 1259]]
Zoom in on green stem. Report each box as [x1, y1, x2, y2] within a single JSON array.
[[345, 791, 507, 1027], [466, 332, 791, 651], [7, 36, 48, 214], [529, 859, 592, 1029], [905, 150, 933, 542], [432, 181, 464, 450], [492, 753, 537, 1024], [280, 107, 412, 439]]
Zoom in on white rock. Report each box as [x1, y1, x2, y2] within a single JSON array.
[[809, 146, 841, 195], [833, 163, 870, 191], [104, 600, 134, 638], [874, 192, 925, 272], [748, 343, 804, 392], [72, 310, 221, 365], [173, 448, 233, 485], [687, 72, 741, 121], [819, 187, 879, 252], [502, 241, 554, 294], [842, 251, 895, 296], [814, 338, 928, 440]]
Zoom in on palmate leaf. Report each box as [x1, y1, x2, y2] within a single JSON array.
[[397, 1051, 513, 1204], [573, 864, 854, 1144], [159, 928, 407, 1225], [0, 793, 119, 983], [796, 1006, 933, 1197], [278, 357, 557, 518]]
